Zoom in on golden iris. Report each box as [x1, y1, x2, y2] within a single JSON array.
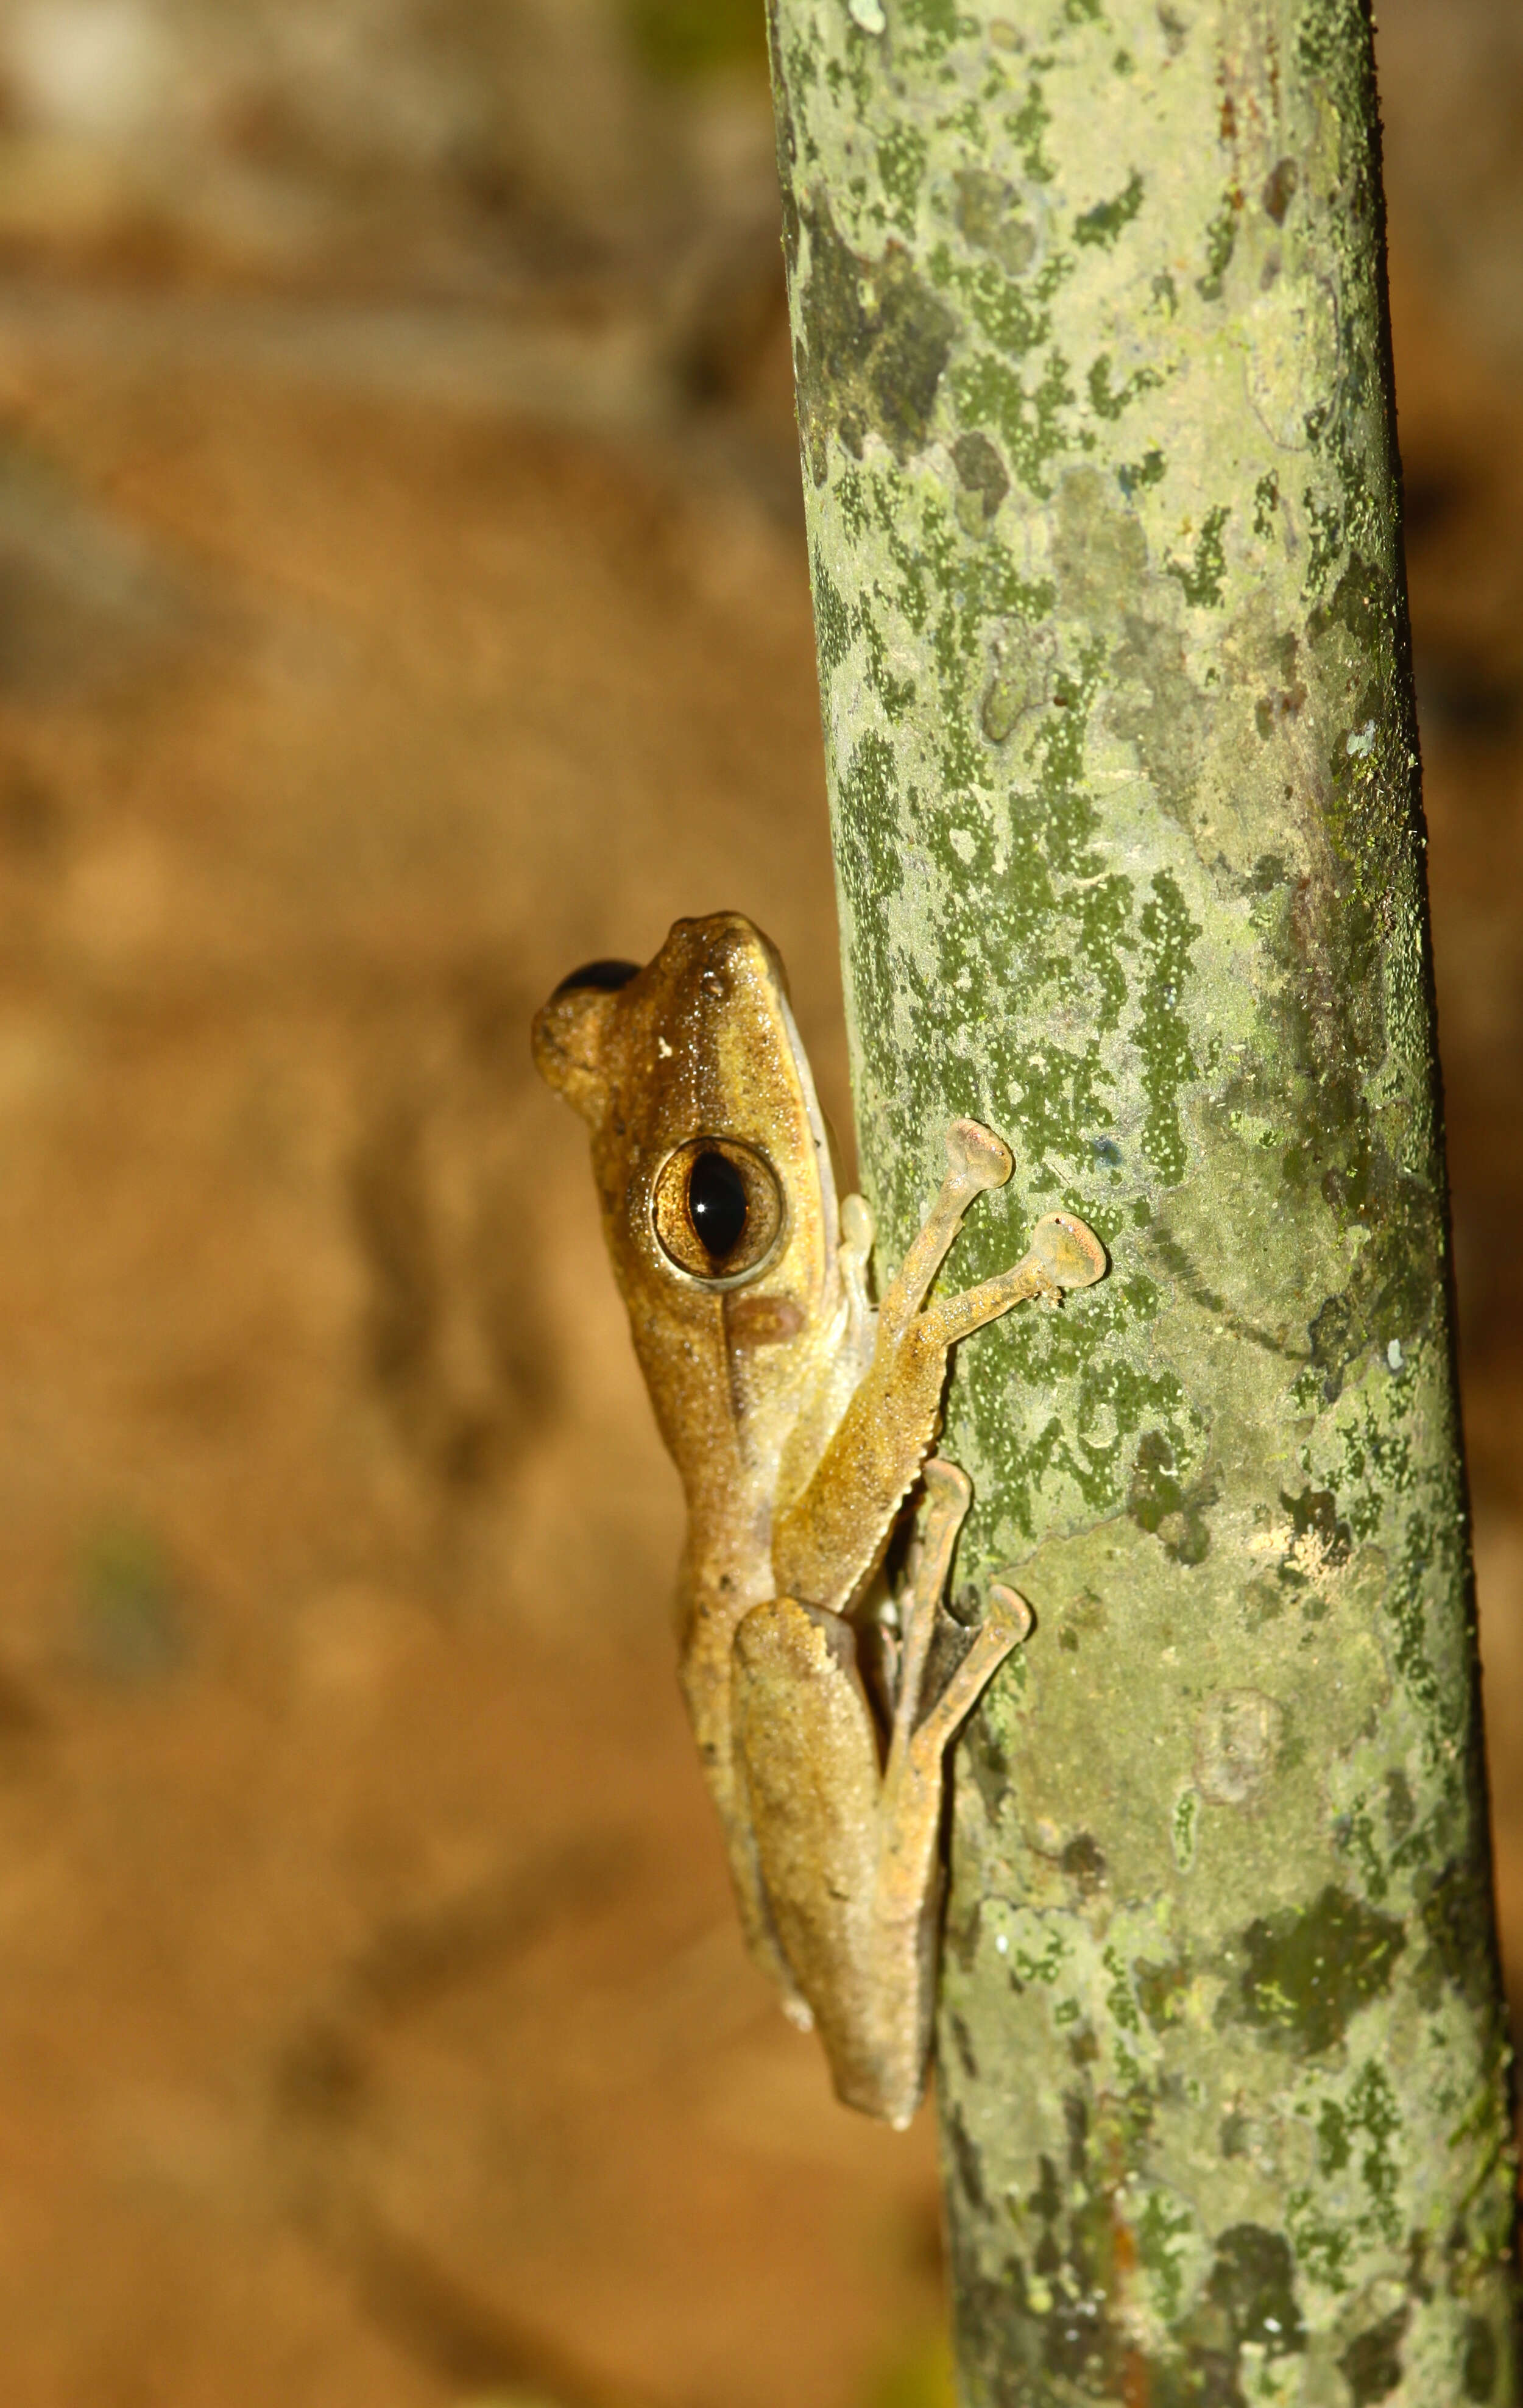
[[651, 1139, 784, 1284]]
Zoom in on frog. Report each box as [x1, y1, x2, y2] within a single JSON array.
[[532, 912, 1106, 2126]]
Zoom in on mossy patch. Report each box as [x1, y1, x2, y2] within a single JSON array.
[[1417, 1854, 1502, 2014], [793, 194, 956, 484], [1052, 466, 1147, 623], [1465, 2314, 1500, 2403], [1340, 2304, 1408, 2404], [1165, 505, 1230, 606], [1109, 612, 1207, 820], [1233, 774, 1445, 1402], [1074, 168, 1144, 248], [950, 2199, 1307, 2407], [1087, 352, 1162, 421], [1278, 1484, 1352, 1586], [1137, 870, 1201, 1183], [950, 346, 1076, 498], [981, 632, 1048, 740], [952, 430, 1010, 536], [1201, 2225, 1306, 2359], [878, 122, 930, 234], [1197, 192, 1241, 302], [1118, 445, 1167, 499], [1136, 1956, 1190, 2031], [1232, 1885, 1406, 2055], [953, 167, 1037, 275], [1128, 1429, 1214, 1564]]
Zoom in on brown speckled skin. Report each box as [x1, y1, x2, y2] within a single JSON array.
[[533, 914, 1104, 2123]]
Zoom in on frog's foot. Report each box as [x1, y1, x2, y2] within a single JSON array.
[[877, 1119, 1013, 1347], [909, 1580, 1032, 1762], [892, 1456, 972, 1744], [920, 1210, 1108, 1349], [1028, 1211, 1108, 1292], [944, 1117, 1013, 1194]]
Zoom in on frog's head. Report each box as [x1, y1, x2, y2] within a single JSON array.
[[532, 913, 841, 1477]]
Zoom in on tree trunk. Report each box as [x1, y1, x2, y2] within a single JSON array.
[[765, 0, 1519, 2399]]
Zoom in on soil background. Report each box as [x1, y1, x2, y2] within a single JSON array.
[[0, 4, 1516, 2404]]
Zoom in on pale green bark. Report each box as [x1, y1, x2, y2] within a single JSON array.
[[765, 1, 1518, 2400]]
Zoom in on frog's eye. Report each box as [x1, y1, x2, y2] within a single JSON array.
[[651, 1139, 784, 1285], [552, 958, 638, 996]]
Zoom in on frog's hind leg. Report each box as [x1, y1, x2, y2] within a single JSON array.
[[883, 1457, 1028, 1818], [889, 1456, 972, 1746], [905, 1582, 1032, 1762], [732, 1467, 1034, 2130], [866, 1500, 1031, 2127], [732, 1595, 886, 2107], [733, 1581, 947, 2128]]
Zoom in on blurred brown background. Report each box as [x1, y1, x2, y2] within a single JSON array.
[[0, 3, 1516, 2403]]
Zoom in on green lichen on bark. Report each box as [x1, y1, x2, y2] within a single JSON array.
[[768, 0, 1519, 2400]]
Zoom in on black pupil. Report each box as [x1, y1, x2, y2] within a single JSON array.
[[687, 1151, 749, 1261]]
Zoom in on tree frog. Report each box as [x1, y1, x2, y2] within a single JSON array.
[[532, 913, 1105, 2126]]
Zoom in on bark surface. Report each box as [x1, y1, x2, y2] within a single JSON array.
[[766, 1, 1519, 2399]]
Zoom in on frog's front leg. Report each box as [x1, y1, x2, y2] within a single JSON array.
[[731, 1459, 1029, 2127], [774, 1121, 1105, 1617]]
